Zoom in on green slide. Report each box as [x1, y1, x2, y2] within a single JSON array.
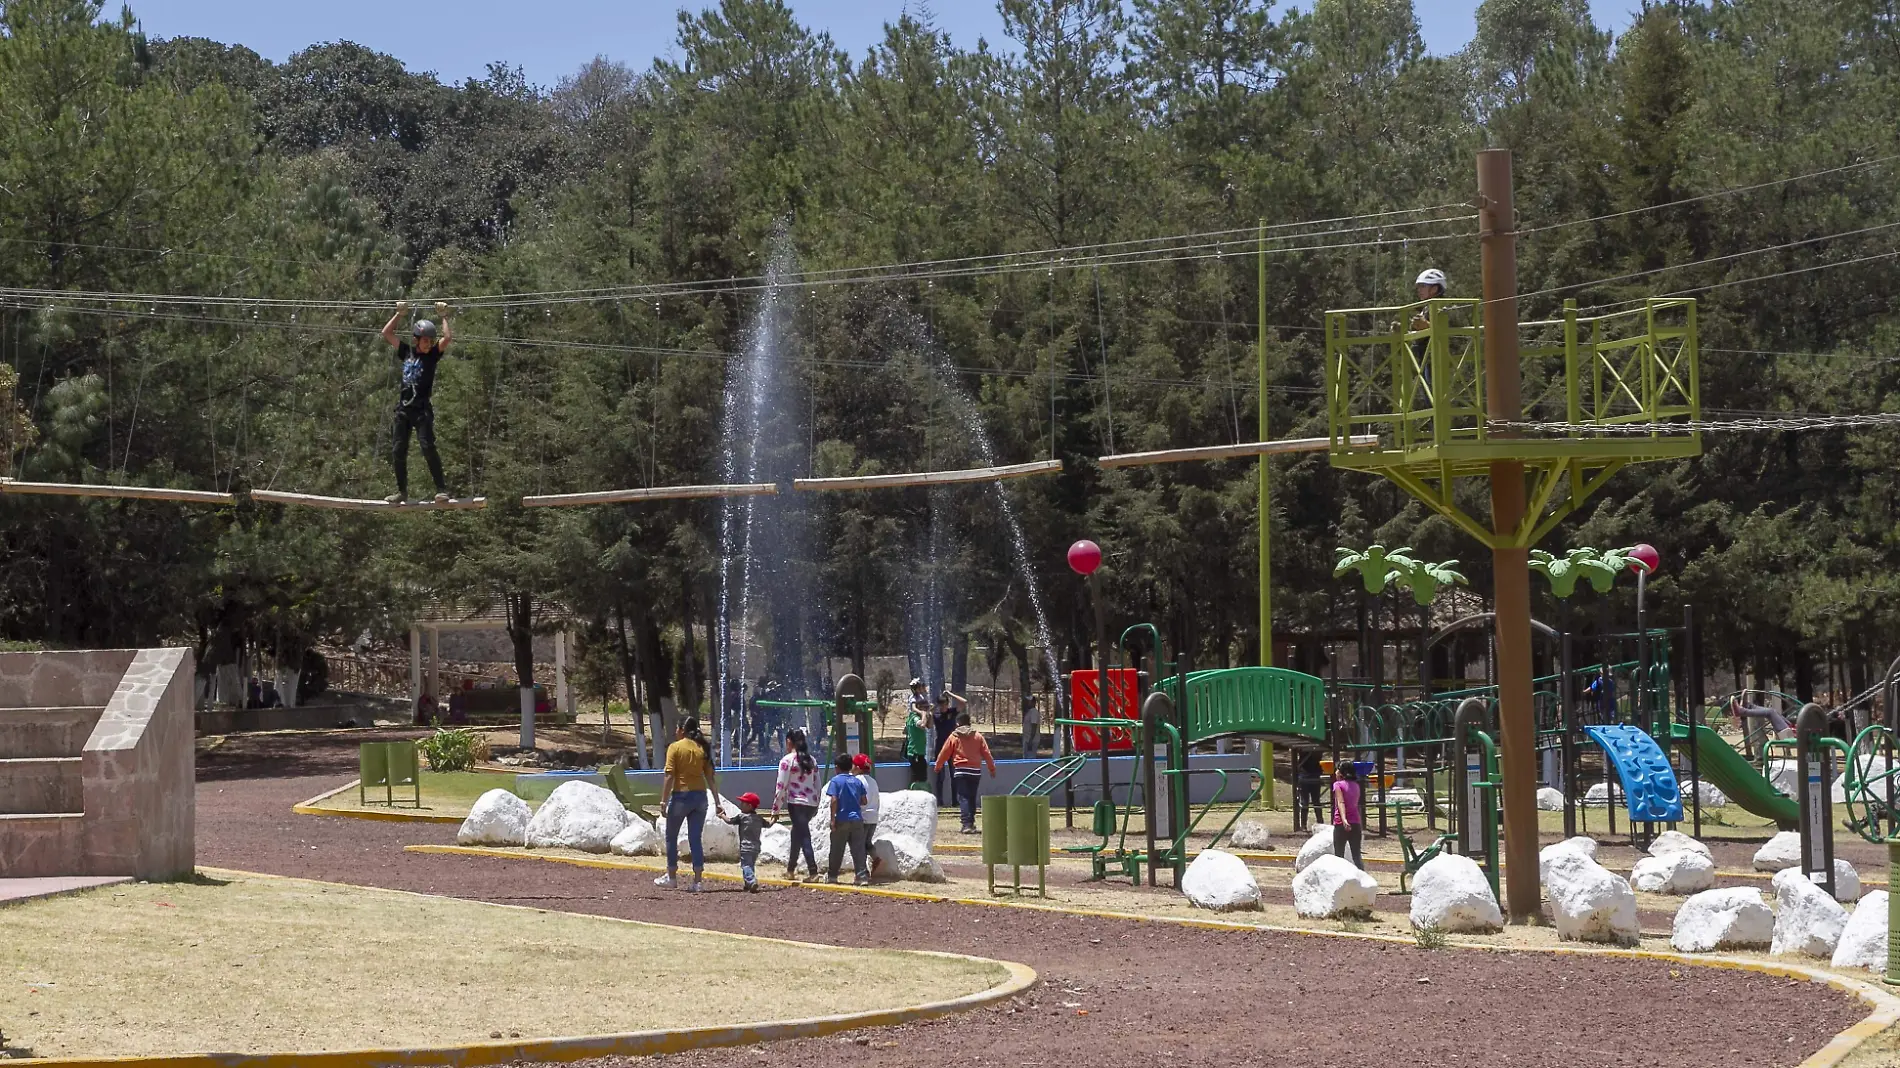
[[1669, 723, 1797, 830]]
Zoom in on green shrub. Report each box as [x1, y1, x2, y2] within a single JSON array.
[[1413, 923, 1448, 950], [418, 727, 484, 772]]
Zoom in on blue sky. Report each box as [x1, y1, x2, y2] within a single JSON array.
[[126, 0, 1638, 87]]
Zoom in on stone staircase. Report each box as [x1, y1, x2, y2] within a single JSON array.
[[0, 649, 196, 879]]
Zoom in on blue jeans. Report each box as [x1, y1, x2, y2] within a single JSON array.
[[665, 790, 708, 875], [953, 771, 981, 829]]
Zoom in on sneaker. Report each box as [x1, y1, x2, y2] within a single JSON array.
[[960, 826, 979, 835], [687, 878, 703, 894], [854, 876, 870, 886], [824, 875, 840, 884], [744, 881, 759, 894], [384, 492, 406, 505], [653, 873, 675, 888], [433, 492, 451, 504]]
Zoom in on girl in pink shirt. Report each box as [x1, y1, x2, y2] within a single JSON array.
[[1331, 764, 1365, 869]]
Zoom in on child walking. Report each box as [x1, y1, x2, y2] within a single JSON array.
[[1332, 762, 1365, 869], [852, 752, 882, 878], [723, 791, 771, 892], [824, 753, 871, 885], [772, 728, 821, 880], [933, 711, 997, 834]]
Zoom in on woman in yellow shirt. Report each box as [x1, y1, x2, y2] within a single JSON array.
[[658, 716, 718, 892]]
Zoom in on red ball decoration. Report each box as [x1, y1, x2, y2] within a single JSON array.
[[1628, 543, 1660, 574], [1067, 539, 1103, 576]]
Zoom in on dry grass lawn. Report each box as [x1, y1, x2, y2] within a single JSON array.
[[0, 874, 1007, 1059]]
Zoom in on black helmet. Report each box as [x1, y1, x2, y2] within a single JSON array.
[[412, 319, 437, 339]]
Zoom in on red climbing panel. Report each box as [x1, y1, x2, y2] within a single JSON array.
[[1068, 668, 1139, 753]]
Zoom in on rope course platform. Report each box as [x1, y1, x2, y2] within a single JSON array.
[[792, 459, 1062, 492], [0, 477, 236, 505], [1097, 434, 1379, 469], [522, 483, 778, 508], [248, 490, 488, 511]]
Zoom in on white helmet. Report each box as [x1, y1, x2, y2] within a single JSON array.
[[1415, 268, 1448, 290]]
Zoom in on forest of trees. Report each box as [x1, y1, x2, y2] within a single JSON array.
[[3, 0, 1899, 725]]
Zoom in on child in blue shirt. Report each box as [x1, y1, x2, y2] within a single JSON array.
[[824, 753, 870, 885]]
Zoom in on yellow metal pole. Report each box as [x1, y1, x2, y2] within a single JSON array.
[[1478, 148, 1538, 923], [1258, 220, 1277, 808]]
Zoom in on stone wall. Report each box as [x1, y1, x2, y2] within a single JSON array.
[[0, 649, 138, 707]]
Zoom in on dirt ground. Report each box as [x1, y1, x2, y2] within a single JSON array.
[[1, 873, 1001, 1059], [188, 730, 1877, 1068]]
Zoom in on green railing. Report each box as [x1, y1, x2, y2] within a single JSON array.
[[1159, 666, 1328, 745]]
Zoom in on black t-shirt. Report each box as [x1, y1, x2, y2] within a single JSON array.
[[395, 342, 444, 410]]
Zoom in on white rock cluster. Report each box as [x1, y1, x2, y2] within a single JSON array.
[[1295, 825, 1340, 873], [524, 780, 629, 852], [1542, 844, 1638, 945], [1536, 786, 1566, 811], [1227, 818, 1273, 850], [458, 789, 533, 846], [1831, 891, 1891, 973], [1671, 888, 1775, 953], [1770, 868, 1848, 959]]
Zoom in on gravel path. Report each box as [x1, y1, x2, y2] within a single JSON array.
[[196, 732, 1868, 1068]]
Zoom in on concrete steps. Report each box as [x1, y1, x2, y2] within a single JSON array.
[[0, 706, 104, 759], [0, 757, 83, 814]]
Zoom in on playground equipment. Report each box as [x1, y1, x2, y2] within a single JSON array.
[[754, 673, 877, 771]]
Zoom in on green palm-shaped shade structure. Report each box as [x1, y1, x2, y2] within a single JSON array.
[[1395, 557, 1468, 605], [1334, 544, 1416, 594], [1530, 546, 1642, 598]]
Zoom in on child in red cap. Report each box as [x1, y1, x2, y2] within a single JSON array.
[[851, 753, 882, 878], [722, 791, 770, 892]]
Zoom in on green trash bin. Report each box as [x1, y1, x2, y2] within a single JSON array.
[[984, 793, 1048, 897]]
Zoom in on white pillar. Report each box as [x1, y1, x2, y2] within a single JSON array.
[[555, 628, 571, 719], [426, 627, 440, 704], [409, 627, 422, 707]]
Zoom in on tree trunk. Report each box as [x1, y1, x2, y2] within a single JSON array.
[[506, 590, 536, 749], [950, 629, 969, 694], [677, 572, 702, 729], [637, 608, 676, 749], [614, 603, 647, 767]]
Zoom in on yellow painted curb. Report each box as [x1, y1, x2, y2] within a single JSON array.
[[7, 869, 1037, 1068], [291, 781, 466, 824], [410, 844, 1900, 1067]]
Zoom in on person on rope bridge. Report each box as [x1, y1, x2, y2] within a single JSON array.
[[380, 300, 457, 504]]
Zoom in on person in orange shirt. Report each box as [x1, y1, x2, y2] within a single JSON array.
[[932, 711, 997, 833]]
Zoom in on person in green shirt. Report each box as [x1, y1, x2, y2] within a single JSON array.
[[903, 677, 930, 788]]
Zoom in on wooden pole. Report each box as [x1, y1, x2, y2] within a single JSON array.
[[1478, 148, 1539, 922], [1097, 434, 1376, 470], [0, 478, 235, 505], [793, 459, 1061, 492], [522, 483, 776, 508], [249, 490, 487, 511]]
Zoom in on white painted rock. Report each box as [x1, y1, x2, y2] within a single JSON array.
[[1181, 848, 1260, 912], [1771, 867, 1848, 958], [524, 780, 629, 852], [1582, 782, 1611, 807], [1549, 857, 1640, 945], [1671, 887, 1774, 953], [1768, 760, 1800, 798], [1685, 780, 1728, 807], [759, 823, 793, 867], [1831, 891, 1891, 972], [870, 833, 946, 882], [1753, 830, 1803, 871], [1630, 850, 1716, 895], [1539, 836, 1598, 885], [875, 789, 939, 850], [672, 792, 741, 863], [458, 788, 532, 846], [1648, 830, 1712, 860], [1832, 860, 1863, 903], [1295, 825, 1341, 873], [1536, 786, 1565, 811], [1833, 757, 1895, 804], [1228, 819, 1273, 850], [608, 815, 663, 856], [1293, 854, 1379, 918], [1409, 853, 1502, 933], [1386, 787, 1425, 809]]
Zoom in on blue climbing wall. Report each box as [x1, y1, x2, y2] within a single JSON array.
[[1584, 724, 1685, 822]]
